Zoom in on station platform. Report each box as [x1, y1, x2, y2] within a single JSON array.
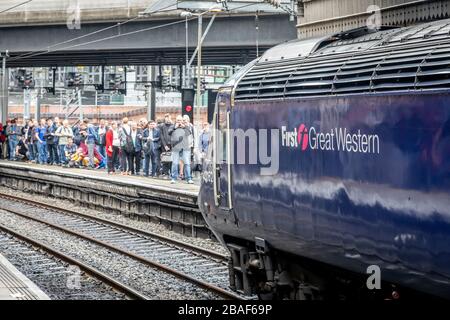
[[0, 160, 199, 196], [0, 160, 199, 207], [0, 254, 50, 300]]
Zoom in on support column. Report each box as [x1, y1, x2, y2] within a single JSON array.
[[151, 66, 157, 121], [146, 66, 157, 121], [78, 89, 83, 122], [36, 93, 41, 122], [1, 53, 8, 124], [196, 14, 203, 126], [23, 89, 31, 121]]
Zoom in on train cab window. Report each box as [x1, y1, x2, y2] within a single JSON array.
[[217, 95, 228, 163]]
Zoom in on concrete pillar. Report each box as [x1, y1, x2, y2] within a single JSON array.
[[146, 66, 157, 121], [0, 54, 8, 124], [23, 89, 31, 121], [36, 93, 41, 122]]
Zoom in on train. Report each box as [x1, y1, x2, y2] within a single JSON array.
[[198, 19, 450, 300]]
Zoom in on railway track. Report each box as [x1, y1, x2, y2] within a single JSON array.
[[0, 226, 147, 300], [0, 192, 244, 300]]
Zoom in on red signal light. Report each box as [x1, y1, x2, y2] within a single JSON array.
[[185, 105, 192, 112]]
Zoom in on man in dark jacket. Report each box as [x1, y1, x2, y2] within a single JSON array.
[[22, 120, 35, 162], [143, 120, 161, 177], [129, 121, 143, 175], [169, 115, 193, 184], [35, 119, 48, 164], [159, 113, 173, 177], [45, 118, 59, 165], [7, 119, 21, 161]]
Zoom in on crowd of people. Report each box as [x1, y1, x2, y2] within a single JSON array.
[[0, 114, 211, 184]]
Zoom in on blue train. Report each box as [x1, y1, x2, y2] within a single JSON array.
[[199, 19, 450, 300]]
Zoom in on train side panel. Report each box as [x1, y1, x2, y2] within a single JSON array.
[[201, 91, 450, 298]]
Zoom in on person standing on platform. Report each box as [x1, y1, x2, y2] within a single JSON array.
[[4, 119, 11, 159], [169, 115, 193, 184], [53, 118, 61, 161], [119, 117, 132, 175], [31, 120, 39, 163], [97, 119, 108, 159], [45, 118, 59, 165], [143, 120, 161, 177], [129, 122, 143, 175], [105, 121, 120, 174], [138, 118, 148, 172], [198, 122, 210, 172], [6, 119, 20, 161], [181, 115, 194, 180], [159, 113, 173, 178], [23, 120, 35, 163], [55, 119, 74, 165], [86, 120, 98, 169], [72, 122, 81, 145], [35, 119, 48, 165]]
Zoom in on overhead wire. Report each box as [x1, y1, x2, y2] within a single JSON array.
[[7, 0, 185, 62], [0, 0, 33, 15], [8, 1, 265, 63]]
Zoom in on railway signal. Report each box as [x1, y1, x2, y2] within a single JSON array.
[[181, 88, 195, 122], [16, 69, 26, 88], [67, 72, 83, 88], [15, 69, 35, 89], [114, 74, 122, 90], [74, 73, 83, 86], [200, 78, 207, 94], [106, 73, 126, 94], [158, 75, 170, 89], [24, 71, 34, 89]]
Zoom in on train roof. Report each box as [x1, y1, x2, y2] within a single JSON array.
[[234, 18, 450, 101]]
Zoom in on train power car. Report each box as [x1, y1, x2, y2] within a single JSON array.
[[199, 19, 450, 300]]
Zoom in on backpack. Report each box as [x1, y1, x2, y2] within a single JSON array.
[[88, 126, 99, 145], [95, 127, 107, 146], [142, 139, 150, 154], [99, 128, 107, 146], [123, 128, 134, 153]]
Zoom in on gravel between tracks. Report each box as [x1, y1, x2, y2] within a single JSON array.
[[0, 186, 229, 256], [0, 209, 221, 300], [0, 231, 126, 300]]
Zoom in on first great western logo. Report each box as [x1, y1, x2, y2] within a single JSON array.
[[281, 124, 380, 154]]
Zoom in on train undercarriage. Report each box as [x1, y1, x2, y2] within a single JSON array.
[[225, 237, 435, 301]]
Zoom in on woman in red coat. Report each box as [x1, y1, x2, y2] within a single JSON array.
[[105, 121, 120, 174]]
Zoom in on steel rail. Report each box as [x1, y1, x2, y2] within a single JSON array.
[[0, 192, 227, 261], [0, 223, 150, 300], [0, 195, 243, 300]]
